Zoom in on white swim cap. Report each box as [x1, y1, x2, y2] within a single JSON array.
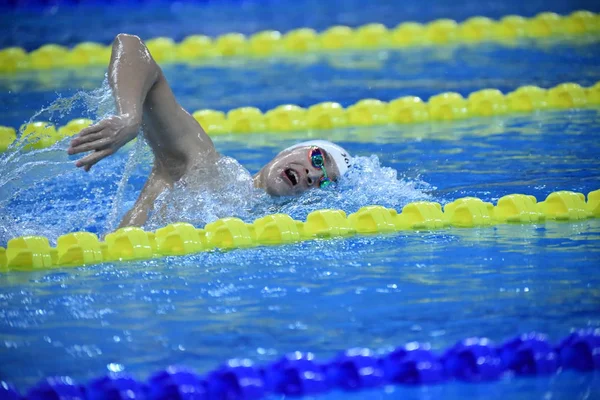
[[285, 140, 352, 176]]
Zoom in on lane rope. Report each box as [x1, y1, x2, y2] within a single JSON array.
[[0, 10, 598, 72], [1, 329, 598, 399], [1, 188, 599, 272], [1, 81, 599, 153]]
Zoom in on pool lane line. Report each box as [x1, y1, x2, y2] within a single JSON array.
[[1, 189, 599, 272], [1, 80, 599, 153], [1, 329, 598, 399], [0, 10, 598, 73]]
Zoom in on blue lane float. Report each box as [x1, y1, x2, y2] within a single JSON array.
[[1, 328, 598, 399]]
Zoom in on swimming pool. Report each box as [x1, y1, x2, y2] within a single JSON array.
[[1, 0, 600, 398]]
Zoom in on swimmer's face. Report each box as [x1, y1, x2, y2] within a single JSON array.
[[255, 146, 340, 196]]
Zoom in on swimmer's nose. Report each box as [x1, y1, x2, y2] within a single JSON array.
[[305, 169, 320, 187]]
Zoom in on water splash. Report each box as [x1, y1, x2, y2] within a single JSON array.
[[0, 82, 110, 189], [0, 79, 432, 245], [0, 79, 128, 244], [259, 155, 433, 221], [146, 156, 263, 230], [146, 153, 432, 229], [105, 137, 153, 232], [0, 138, 431, 245]]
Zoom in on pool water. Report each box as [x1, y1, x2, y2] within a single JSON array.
[[2, 0, 600, 50], [3, 41, 600, 128], [1, 218, 599, 398], [2, 108, 600, 397], [1, 0, 600, 398]]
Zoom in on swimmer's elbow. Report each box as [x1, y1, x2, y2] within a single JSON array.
[[113, 33, 143, 46], [111, 33, 161, 75], [112, 33, 151, 58]]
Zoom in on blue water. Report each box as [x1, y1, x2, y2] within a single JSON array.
[[1, 0, 600, 398], [1, 0, 600, 50], [1, 217, 600, 396], [1, 108, 600, 396], [1, 42, 600, 131]]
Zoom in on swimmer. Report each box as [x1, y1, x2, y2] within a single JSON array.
[[67, 34, 351, 227]]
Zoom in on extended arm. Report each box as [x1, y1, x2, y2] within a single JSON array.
[[67, 33, 219, 227], [68, 33, 217, 175]]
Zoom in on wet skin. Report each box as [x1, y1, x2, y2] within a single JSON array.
[[253, 145, 341, 196]]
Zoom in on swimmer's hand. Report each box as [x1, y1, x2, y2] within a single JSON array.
[[67, 114, 140, 171]]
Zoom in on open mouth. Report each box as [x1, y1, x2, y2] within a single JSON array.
[[284, 168, 299, 186]]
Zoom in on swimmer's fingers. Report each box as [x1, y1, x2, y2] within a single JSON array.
[[68, 132, 106, 153], [77, 120, 108, 137], [68, 120, 112, 153], [76, 148, 113, 172], [68, 137, 113, 155]]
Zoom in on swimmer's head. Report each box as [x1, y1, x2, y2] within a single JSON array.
[[254, 140, 352, 196]]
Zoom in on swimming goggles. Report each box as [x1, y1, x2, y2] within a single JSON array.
[[309, 147, 332, 188]]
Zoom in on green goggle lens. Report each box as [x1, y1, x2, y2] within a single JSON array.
[[309, 147, 332, 188], [311, 154, 324, 168]]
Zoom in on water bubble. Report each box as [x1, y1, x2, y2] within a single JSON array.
[[107, 363, 124, 372]]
